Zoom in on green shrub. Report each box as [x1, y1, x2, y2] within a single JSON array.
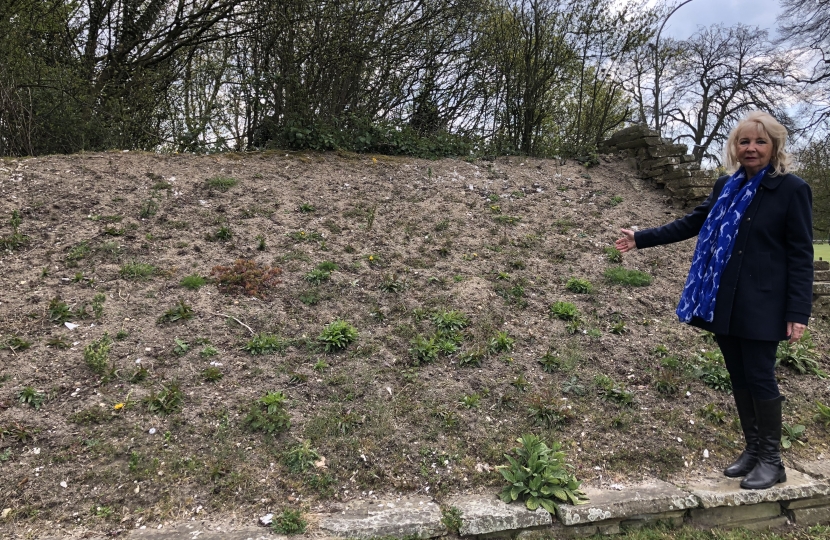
[[603, 246, 622, 263], [488, 331, 515, 353], [776, 331, 827, 378], [565, 278, 592, 294], [409, 335, 439, 365], [18, 387, 45, 410], [205, 176, 238, 191], [244, 391, 290, 435], [431, 309, 468, 332], [84, 334, 112, 375], [180, 275, 207, 290], [497, 434, 587, 513], [550, 301, 578, 321], [284, 441, 320, 473], [243, 333, 288, 355], [693, 351, 731, 392], [604, 267, 652, 287], [271, 509, 307, 535], [318, 320, 358, 352]]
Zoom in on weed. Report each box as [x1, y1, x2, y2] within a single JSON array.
[[538, 350, 563, 373], [298, 202, 315, 213], [205, 176, 238, 191], [46, 336, 70, 349], [498, 434, 587, 512], [409, 335, 439, 365], [172, 337, 189, 357], [380, 273, 404, 293], [609, 195, 623, 206], [91, 293, 105, 319], [145, 382, 184, 415], [565, 277, 592, 294], [609, 321, 626, 335], [496, 271, 510, 280], [604, 267, 652, 287], [815, 401, 830, 427], [458, 346, 486, 368], [139, 199, 158, 218], [202, 367, 223, 382], [318, 320, 358, 352], [550, 301, 579, 321], [561, 376, 586, 396], [603, 246, 622, 263], [200, 345, 219, 357], [335, 409, 362, 434], [84, 334, 112, 375], [431, 309, 468, 332], [435, 219, 450, 232], [495, 279, 528, 308], [284, 441, 320, 473], [313, 360, 329, 372], [0, 210, 28, 250], [214, 225, 233, 241], [654, 373, 680, 396], [777, 331, 827, 378], [494, 215, 521, 226], [693, 351, 731, 392], [3, 336, 31, 351], [299, 289, 320, 305], [256, 234, 267, 251], [305, 268, 331, 284], [511, 374, 530, 391], [653, 344, 669, 357], [595, 375, 634, 406], [698, 403, 726, 424], [488, 331, 515, 353], [180, 274, 207, 290], [440, 507, 462, 534], [527, 392, 571, 429], [243, 334, 288, 355], [781, 423, 806, 449], [460, 393, 481, 409], [119, 262, 156, 279], [157, 300, 194, 324], [66, 241, 91, 264], [211, 259, 282, 299], [18, 387, 45, 410], [288, 230, 323, 242], [271, 509, 307, 535], [115, 329, 129, 340]]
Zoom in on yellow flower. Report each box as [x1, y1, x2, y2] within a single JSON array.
[[372, 157, 378, 164], [473, 253, 478, 257], [369, 255, 374, 261], [114, 403, 124, 410]]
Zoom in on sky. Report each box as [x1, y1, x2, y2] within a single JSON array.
[[656, 0, 782, 39]]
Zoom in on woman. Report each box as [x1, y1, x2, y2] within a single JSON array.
[[615, 111, 813, 490]]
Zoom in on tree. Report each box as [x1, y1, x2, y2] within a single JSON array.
[[797, 133, 830, 241]]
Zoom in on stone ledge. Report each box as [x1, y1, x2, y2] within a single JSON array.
[[814, 283, 830, 295], [815, 260, 830, 271], [683, 470, 830, 509], [813, 270, 830, 281], [127, 523, 275, 539], [317, 497, 446, 539], [792, 459, 830, 481], [555, 480, 698, 526], [786, 506, 830, 526], [688, 501, 781, 527], [447, 494, 551, 536]]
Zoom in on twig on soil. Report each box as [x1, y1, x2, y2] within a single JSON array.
[[209, 312, 254, 335]]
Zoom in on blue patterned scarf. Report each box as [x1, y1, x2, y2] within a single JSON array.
[[676, 165, 769, 323]]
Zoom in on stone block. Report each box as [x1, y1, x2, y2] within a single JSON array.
[[782, 495, 830, 510], [648, 144, 688, 158], [684, 469, 830, 509], [641, 156, 681, 169], [814, 283, 830, 295], [126, 523, 274, 539], [688, 501, 781, 527], [814, 270, 830, 282], [555, 480, 698, 526], [792, 459, 830, 480], [665, 187, 712, 201], [606, 125, 658, 143], [619, 510, 686, 530], [788, 506, 830, 526], [660, 169, 693, 182], [815, 260, 830, 271], [549, 520, 621, 538], [615, 137, 661, 150], [447, 494, 551, 536], [664, 175, 714, 190], [318, 497, 447, 539]]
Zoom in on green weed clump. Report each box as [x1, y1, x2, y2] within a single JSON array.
[[693, 351, 731, 392], [498, 434, 587, 513], [84, 334, 112, 375], [815, 401, 830, 427], [180, 274, 207, 290], [284, 441, 320, 473], [271, 509, 307, 535], [0, 210, 28, 251], [18, 387, 45, 410], [527, 392, 572, 429], [431, 309, 468, 332], [409, 335, 439, 365], [145, 382, 184, 415], [565, 277, 592, 294], [550, 301, 579, 321], [244, 391, 290, 435], [157, 300, 194, 324], [603, 246, 622, 263], [243, 333, 288, 355], [604, 267, 652, 287], [777, 331, 827, 378], [119, 262, 156, 279], [318, 320, 358, 352], [205, 176, 238, 191]]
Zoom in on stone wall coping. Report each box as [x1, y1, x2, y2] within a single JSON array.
[[681, 470, 830, 509]]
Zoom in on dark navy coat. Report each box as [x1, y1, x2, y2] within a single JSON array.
[[634, 171, 813, 341]]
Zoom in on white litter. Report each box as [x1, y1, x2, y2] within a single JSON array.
[[64, 322, 79, 330]]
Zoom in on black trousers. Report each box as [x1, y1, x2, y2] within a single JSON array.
[[715, 335, 780, 400]]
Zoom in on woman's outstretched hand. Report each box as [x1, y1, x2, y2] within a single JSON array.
[[615, 229, 637, 253]]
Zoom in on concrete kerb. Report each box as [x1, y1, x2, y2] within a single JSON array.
[[123, 461, 830, 539]]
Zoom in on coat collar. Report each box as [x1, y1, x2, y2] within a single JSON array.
[[760, 170, 786, 190]]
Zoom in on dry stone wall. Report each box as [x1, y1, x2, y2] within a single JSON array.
[[814, 260, 830, 316], [599, 124, 715, 209]]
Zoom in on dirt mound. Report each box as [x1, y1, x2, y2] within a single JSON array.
[[0, 151, 827, 537]]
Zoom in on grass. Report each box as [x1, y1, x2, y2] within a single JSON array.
[[605, 266, 652, 286], [815, 242, 830, 261]]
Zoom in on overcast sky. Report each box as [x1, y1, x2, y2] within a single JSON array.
[[658, 0, 782, 39]]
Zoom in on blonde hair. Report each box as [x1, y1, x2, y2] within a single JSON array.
[[725, 111, 792, 176]]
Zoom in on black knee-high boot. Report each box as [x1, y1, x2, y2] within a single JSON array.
[[724, 388, 758, 477], [741, 396, 786, 489]]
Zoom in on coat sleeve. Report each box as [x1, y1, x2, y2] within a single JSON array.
[[633, 180, 720, 249], [784, 182, 813, 324]]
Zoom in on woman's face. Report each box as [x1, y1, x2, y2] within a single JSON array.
[[736, 124, 773, 177]]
